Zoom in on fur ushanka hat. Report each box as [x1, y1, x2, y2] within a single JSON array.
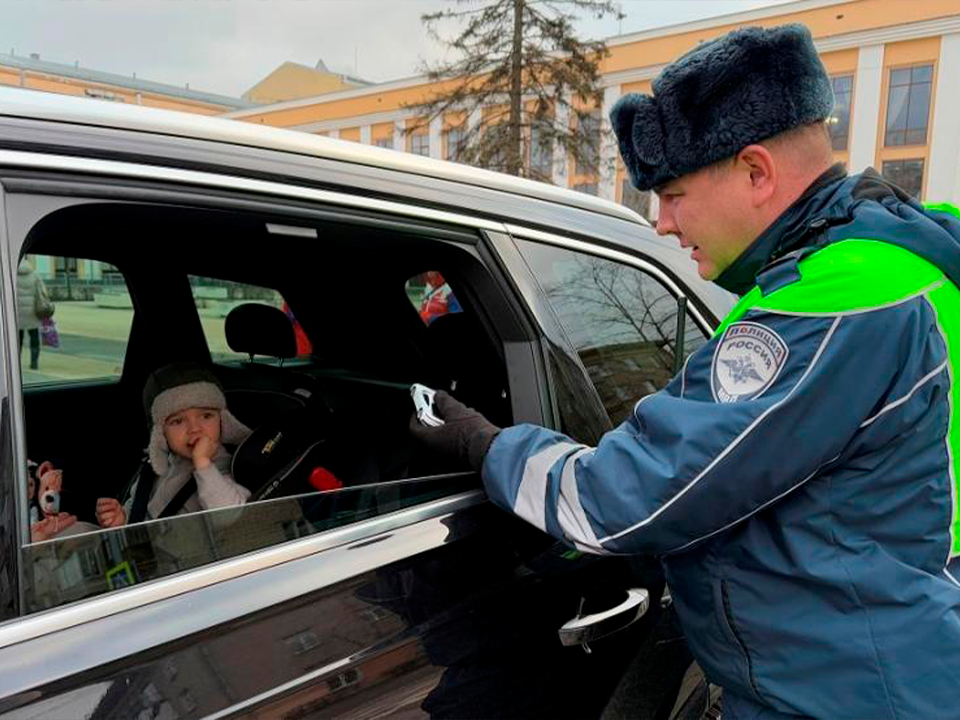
[[610, 24, 834, 191], [143, 362, 250, 475]]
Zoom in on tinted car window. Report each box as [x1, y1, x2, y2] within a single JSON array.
[[516, 240, 707, 425]]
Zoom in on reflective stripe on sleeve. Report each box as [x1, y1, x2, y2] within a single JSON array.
[[514, 441, 582, 531], [556, 447, 601, 550]]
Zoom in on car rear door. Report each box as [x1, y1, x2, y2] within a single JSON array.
[[0, 151, 675, 720]]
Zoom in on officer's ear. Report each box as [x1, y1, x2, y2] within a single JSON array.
[[736, 144, 777, 208]]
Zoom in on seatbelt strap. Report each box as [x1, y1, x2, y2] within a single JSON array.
[[128, 461, 195, 521], [128, 460, 157, 524], [158, 477, 197, 519]]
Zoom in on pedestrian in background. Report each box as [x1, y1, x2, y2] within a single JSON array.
[[17, 258, 48, 370], [412, 23, 960, 720]]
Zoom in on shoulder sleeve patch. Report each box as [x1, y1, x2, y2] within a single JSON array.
[[710, 321, 789, 403]]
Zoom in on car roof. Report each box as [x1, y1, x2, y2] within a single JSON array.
[[0, 87, 643, 226]]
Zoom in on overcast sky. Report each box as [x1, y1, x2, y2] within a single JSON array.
[[1, 0, 797, 98]]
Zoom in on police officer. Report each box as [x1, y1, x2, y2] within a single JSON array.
[[411, 23, 960, 720]]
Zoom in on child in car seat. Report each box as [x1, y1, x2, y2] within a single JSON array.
[[96, 362, 253, 527]]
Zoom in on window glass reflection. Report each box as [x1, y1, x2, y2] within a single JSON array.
[[881, 158, 925, 199], [21, 474, 476, 614]]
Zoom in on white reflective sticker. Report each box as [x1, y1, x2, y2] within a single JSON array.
[[711, 322, 789, 403]]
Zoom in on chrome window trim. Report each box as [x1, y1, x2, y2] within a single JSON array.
[[0, 489, 484, 654], [0, 149, 509, 234], [503, 224, 717, 335], [0, 184, 31, 553]]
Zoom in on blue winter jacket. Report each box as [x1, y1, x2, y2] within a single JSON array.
[[481, 166, 960, 719]]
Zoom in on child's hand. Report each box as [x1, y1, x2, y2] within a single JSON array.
[[96, 498, 127, 528], [191, 435, 218, 469], [30, 512, 77, 542]]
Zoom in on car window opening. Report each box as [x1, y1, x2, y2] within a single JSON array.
[[12, 198, 511, 613]]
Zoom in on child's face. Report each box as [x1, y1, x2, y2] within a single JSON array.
[[163, 407, 221, 459]]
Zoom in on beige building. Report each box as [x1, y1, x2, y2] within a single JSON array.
[[242, 59, 371, 104], [0, 50, 253, 115], [225, 0, 960, 220]]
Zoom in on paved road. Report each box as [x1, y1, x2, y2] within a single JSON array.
[[45, 333, 127, 364]]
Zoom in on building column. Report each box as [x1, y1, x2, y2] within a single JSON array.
[[360, 125, 371, 145], [848, 44, 885, 174], [82, 260, 103, 281], [394, 119, 404, 152], [429, 115, 443, 159], [927, 32, 960, 205], [553, 96, 570, 188], [33, 255, 53, 278], [599, 85, 621, 201]]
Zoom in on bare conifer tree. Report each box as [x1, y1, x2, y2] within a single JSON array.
[[408, 0, 623, 182]]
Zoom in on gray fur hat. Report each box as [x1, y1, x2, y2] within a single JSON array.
[[144, 362, 250, 475], [610, 23, 834, 191]]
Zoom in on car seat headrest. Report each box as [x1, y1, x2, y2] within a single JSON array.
[[225, 303, 298, 360]]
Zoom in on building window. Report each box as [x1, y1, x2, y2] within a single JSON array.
[[530, 123, 553, 180], [881, 159, 924, 199], [445, 126, 466, 161], [54, 256, 78, 277], [410, 133, 430, 156], [284, 630, 319, 655], [327, 668, 361, 692], [576, 111, 601, 176], [573, 182, 598, 196], [829, 75, 853, 151], [885, 64, 933, 147], [374, 137, 393, 149], [620, 180, 651, 220]]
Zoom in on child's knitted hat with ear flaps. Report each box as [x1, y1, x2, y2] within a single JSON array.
[[143, 362, 250, 475], [610, 23, 835, 192]]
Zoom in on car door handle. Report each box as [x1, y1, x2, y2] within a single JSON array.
[[559, 587, 650, 653]]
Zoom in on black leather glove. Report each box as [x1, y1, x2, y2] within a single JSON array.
[[409, 391, 500, 471]]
